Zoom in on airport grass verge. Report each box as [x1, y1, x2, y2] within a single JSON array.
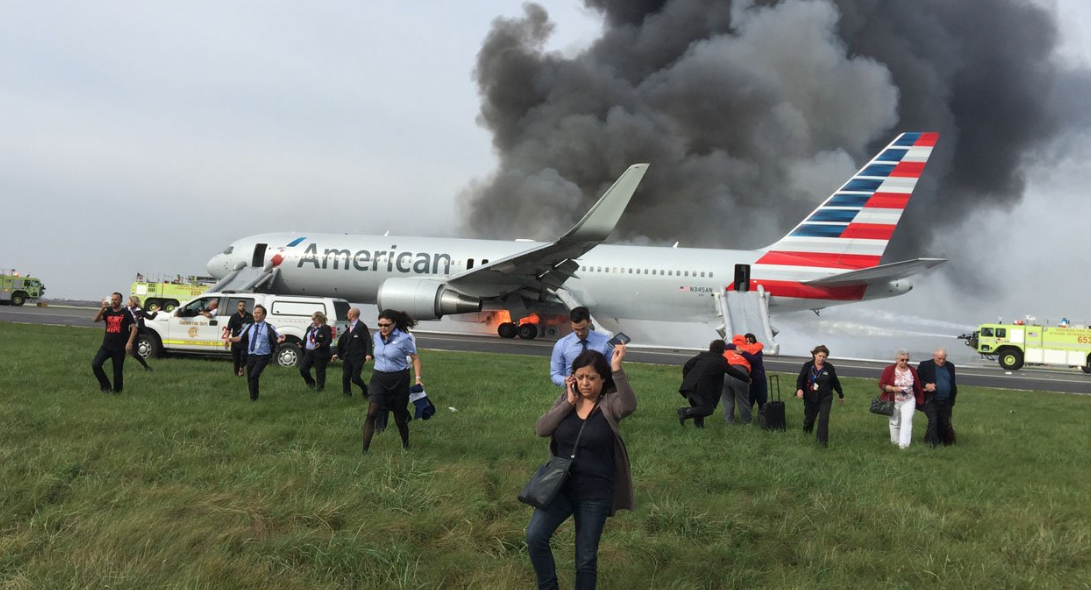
[[1, 321, 1090, 589]]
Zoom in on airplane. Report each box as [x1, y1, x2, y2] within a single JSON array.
[[206, 132, 945, 345]]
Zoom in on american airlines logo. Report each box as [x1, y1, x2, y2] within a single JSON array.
[[297, 243, 452, 275]]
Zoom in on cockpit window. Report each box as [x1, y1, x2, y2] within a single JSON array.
[[223, 246, 234, 255]]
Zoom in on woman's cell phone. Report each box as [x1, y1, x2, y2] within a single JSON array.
[[607, 332, 631, 346]]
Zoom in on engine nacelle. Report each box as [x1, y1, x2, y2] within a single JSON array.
[[376, 278, 482, 320]]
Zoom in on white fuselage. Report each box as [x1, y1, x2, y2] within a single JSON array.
[[207, 232, 909, 325]]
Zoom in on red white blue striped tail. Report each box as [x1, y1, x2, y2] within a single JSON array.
[[756, 132, 938, 274]]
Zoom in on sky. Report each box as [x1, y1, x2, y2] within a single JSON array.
[[2, 1, 1089, 358]]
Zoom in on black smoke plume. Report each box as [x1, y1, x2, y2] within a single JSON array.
[[461, 0, 1090, 286]]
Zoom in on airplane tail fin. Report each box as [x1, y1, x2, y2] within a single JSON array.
[[756, 132, 938, 273]]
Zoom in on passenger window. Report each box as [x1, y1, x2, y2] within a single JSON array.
[[996, 328, 1007, 338], [481, 259, 488, 264], [980, 328, 994, 337], [701, 272, 706, 278], [467, 259, 475, 270], [271, 301, 326, 317], [225, 297, 256, 315], [179, 297, 217, 318]]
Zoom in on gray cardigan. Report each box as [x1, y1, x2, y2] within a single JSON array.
[[535, 369, 637, 516]]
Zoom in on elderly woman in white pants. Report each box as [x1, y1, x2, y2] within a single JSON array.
[[877, 350, 925, 448]]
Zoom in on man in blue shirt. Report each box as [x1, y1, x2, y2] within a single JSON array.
[[918, 348, 958, 447], [229, 304, 285, 401], [549, 306, 614, 387]]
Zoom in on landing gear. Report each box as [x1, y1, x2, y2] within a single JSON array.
[[497, 322, 518, 339], [517, 323, 539, 340]]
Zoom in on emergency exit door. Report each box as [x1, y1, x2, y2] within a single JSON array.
[[733, 264, 750, 292], [252, 243, 268, 267]]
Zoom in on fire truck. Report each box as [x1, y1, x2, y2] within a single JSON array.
[[0, 269, 45, 306], [960, 321, 1091, 373], [130, 275, 216, 312]]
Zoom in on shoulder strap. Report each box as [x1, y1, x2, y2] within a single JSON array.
[[567, 398, 601, 460]]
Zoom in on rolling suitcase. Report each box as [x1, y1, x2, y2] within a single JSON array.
[[759, 374, 786, 431]]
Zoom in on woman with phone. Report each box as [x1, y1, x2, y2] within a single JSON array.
[[527, 345, 636, 589]]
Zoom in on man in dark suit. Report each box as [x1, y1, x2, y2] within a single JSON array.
[[300, 311, 334, 391], [334, 307, 372, 397], [918, 348, 958, 447]]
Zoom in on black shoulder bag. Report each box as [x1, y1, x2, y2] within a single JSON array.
[[518, 400, 598, 509]]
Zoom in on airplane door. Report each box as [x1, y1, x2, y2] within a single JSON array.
[[734, 264, 750, 292], [252, 243, 268, 267]]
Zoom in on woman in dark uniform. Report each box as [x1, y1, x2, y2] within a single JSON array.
[[126, 295, 156, 371], [795, 344, 844, 447], [527, 346, 636, 590], [361, 309, 422, 453]]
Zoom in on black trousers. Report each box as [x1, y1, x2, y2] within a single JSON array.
[[680, 389, 719, 427], [922, 399, 954, 447], [803, 395, 833, 445], [231, 343, 248, 375], [92, 346, 126, 392], [300, 349, 330, 390], [246, 354, 272, 400], [342, 355, 368, 396]]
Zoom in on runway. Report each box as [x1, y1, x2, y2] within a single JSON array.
[[4, 304, 1090, 394]]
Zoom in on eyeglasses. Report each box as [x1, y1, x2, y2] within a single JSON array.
[[377, 322, 394, 328], [897, 358, 909, 362]]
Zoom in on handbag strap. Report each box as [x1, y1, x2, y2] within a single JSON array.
[[567, 397, 601, 460]]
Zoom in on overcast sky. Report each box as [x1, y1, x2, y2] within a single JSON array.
[[2, 1, 1089, 356]]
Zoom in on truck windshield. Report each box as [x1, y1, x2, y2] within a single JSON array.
[[980, 328, 994, 337]]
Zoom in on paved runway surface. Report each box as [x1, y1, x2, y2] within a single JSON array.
[[4, 304, 1090, 394]]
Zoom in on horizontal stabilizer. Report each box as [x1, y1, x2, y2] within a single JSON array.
[[803, 258, 946, 287]]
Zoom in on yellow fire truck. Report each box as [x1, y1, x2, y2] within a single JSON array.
[[130, 275, 216, 312], [0, 269, 45, 306], [960, 321, 1091, 373]]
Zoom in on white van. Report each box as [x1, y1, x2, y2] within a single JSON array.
[[138, 292, 352, 367]]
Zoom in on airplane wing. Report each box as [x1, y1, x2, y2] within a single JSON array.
[[802, 257, 947, 287], [445, 164, 649, 299]]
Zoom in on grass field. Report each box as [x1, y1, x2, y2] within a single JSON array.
[[1, 322, 1089, 590]]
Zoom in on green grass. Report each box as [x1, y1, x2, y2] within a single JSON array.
[[1, 321, 1089, 590]]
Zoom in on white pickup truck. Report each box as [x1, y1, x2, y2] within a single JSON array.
[[137, 292, 351, 367]]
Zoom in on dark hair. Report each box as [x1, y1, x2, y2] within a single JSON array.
[[378, 309, 417, 332], [810, 344, 830, 358], [112, 292, 123, 299], [254, 304, 267, 315], [569, 306, 591, 324], [708, 339, 726, 354], [571, 350, 615, 394], [744, 333, 756, 343]]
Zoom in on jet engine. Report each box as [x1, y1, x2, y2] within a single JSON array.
[[376, 278, 482, 320]]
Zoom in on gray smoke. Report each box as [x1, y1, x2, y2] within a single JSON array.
[[460, 0, 1091, 286]]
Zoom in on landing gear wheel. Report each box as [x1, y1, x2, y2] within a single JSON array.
[[998, 349, 1024, 371], [517, 323, 539, 340], [497, 322, 518, 339]]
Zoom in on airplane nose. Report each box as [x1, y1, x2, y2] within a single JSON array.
[[207, 254, 225, 278]]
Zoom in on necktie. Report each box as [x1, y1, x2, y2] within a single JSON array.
[[250, 324, 261, 354], [580, 339, 588, 350]]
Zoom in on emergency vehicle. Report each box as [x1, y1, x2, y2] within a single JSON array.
[[0, 269, 45, 306], [960, 321, 1091, 373], [130, 275, 216, 312]]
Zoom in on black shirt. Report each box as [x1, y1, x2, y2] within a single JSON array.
[[101, 307, 134, 350], [227, 311, 254, 337], [555, 407, 615, 502]]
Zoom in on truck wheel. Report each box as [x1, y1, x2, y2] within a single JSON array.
[[11, 292, 26, 306], [497, 322, 518, 339], [998, 348, 1024, 371], [145, 299, 161, 312], [1083, 355, 1091, 374], [163, 300, 178, 312], [277, 342, 302, 368], [136, 333, 161, 359], [517, 323, 539, 340]]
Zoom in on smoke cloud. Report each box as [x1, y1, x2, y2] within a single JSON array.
[[461, 0, 1091, 284]]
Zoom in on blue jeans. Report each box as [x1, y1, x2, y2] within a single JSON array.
[[526, 492, 612, 590]]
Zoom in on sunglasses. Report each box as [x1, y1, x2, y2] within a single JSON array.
[[377, 322, 394, 328]]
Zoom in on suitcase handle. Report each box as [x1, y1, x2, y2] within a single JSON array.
[[767, 374, 781, 401]]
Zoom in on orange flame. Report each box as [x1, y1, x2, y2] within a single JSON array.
[[519, 314, 540, 326], [496, 310, 512, 324]]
